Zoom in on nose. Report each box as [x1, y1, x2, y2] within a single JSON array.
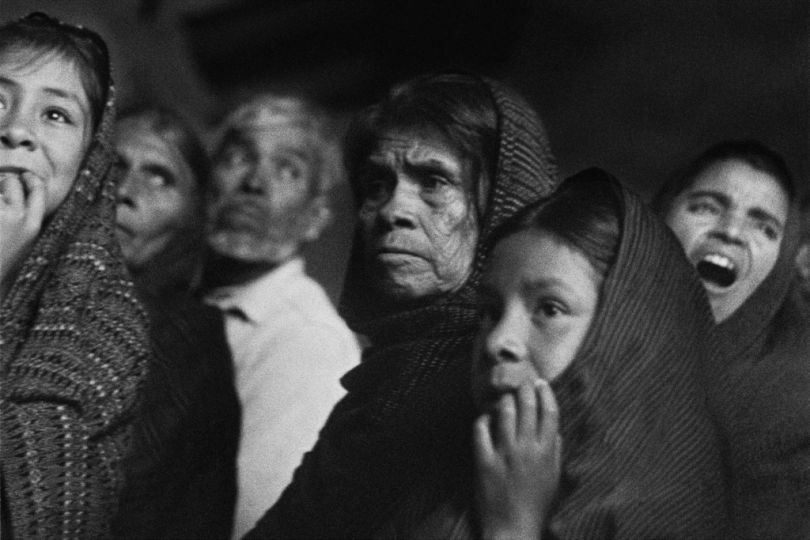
[[237, 161, 265, 196], [375, 178, 417, 230], [0, 113, 37, 151], [116, 172, 139, 209], [710, 211, 745, 245], [484, 308, 528, 365]]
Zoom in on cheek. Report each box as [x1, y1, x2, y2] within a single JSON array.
[[45, 139, 88, 215], [753, 240, 782, 279], [143, 193, 195, 237]]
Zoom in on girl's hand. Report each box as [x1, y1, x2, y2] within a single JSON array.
[[473, 379, 562, 540], [1, 172, 46, 297]]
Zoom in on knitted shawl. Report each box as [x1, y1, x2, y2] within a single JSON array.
[[0, 38, 151, 539], [246, 75, 560, 539], [706, 175, 810, 538]]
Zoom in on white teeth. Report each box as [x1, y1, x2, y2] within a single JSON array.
[[702, 253, 735, 270]]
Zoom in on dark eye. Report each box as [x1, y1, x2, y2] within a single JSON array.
[[534, 300, 565, 320], [758, 222, 779, 241], [277, 158, 303, 182], [420, 174, 449, 191], [44, 108, 72, 124], [361, 169, 393, 203], [687, 200, 720, 215]]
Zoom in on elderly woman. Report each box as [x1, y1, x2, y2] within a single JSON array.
[[246, 72, 560, 538], [0, 13, 151, 538], [109, 106, 240, 539]]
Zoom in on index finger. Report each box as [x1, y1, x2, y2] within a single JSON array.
[[536, 379, 560, 440], [20, 173, 46, 228], [0, 173, 25, 207]]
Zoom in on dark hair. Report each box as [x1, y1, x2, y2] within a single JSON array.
[[0, 12, 110, 130], [344, 72, 499, 214], [495, 170, 622, 279], [117, 105, 211, 192], [653, 139, 795, 216]]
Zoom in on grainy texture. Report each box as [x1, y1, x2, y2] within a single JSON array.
[[244, 74, 560, 539], [0, 34, 151, 539]]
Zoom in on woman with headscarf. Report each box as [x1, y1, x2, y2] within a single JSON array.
[[110, 106, 240, 539], [0, 13, 151, 538], [467, 169, 727, 539], [246, 72, 560, 539], [656, 141, 810, 538]]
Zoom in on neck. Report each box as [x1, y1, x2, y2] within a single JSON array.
[[201, 250, 290, 290]]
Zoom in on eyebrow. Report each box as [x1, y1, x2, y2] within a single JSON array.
[[687, 189, 784, 229], [0, 76, 87, 112], [686, 190, 730, 207]]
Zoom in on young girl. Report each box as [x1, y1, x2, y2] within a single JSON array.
[[472, 169, 728, 538], [0, 13, 150, 538]]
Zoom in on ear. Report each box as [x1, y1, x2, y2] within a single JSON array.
[[301, 196, 332, 242]]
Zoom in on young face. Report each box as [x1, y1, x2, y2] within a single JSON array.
[[472, 230, 601, 411], [114, 119, 201, 270], [207, 120, 319, 264], [358, 129, 479, 302], [665, 159, 789, 322], [0, 53, 92, 216]]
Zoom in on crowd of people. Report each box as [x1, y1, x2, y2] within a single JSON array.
[[1, 12, 808, 540]]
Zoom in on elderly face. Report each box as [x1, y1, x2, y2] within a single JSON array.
[[207, 119, 319, 264], [114, 119, 201, 270], [0, 53, 92, 216], [471, 230, 600, 411], [357, 128, 479, 302], [665, 159, 789, 322]]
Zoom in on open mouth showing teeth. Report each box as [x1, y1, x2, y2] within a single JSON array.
[[696, 254, 737, 288]]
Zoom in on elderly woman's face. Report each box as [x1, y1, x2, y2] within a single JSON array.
[[0, 53, 92, 216], [358, 128, 479, 301], [114, 119, 201, 270]]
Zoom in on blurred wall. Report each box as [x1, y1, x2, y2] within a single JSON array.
[[3, 0, 808, 303]]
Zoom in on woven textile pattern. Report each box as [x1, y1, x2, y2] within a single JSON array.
[[0, 46, 151, 538]]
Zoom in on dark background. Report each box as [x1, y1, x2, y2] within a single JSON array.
[[4, 0, 808, 302]]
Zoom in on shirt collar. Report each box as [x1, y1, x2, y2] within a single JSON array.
[[205, 257, 305, 323]]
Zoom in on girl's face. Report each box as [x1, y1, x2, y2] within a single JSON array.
[[114, 120, 200, 270], [472, 230, 601, 411], [0, 53, 92, 216]]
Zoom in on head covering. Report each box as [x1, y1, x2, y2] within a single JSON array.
[[544, 169, 726, 537], [245, 73, 560, 539], [705, 166, 810, 537], [369, 169, 728, 539], [0, 15, 151, 539]]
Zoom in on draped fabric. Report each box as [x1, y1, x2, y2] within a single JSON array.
[[545, 169, 727, 538], [370, 169, 728, 539], [0, 33, 152, 539], [245, 75, 560, 539], [112, 296, 240, 540], [706, 176, 810, 538]]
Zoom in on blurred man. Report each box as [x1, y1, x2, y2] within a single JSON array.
[[202, 95, 361, 539]]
